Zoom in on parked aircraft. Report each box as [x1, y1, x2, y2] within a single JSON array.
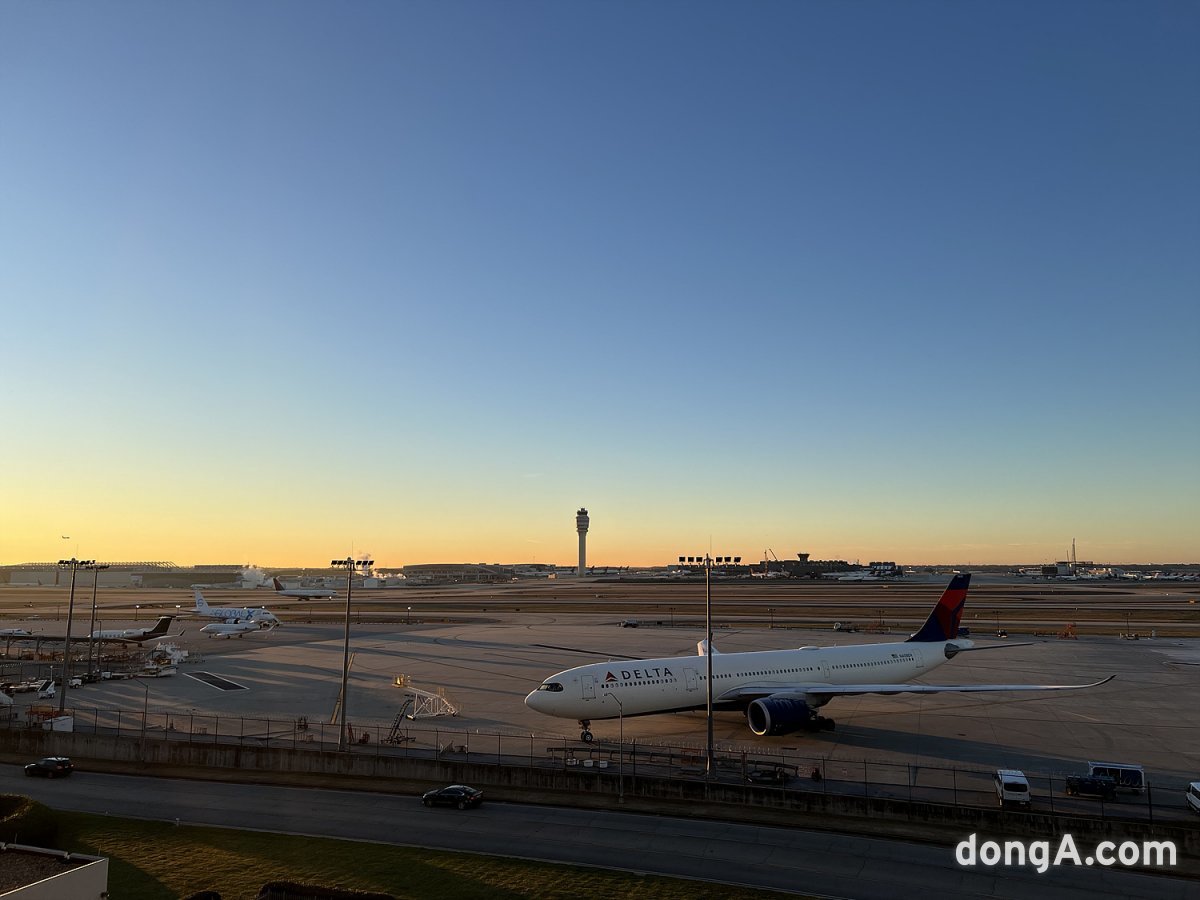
[[272, 577, 336, 600], [200, 619, 274, 639], [0, 628, 33, 637], [525, 574, 1114, 742], [90, 616, 180, 644], [190, 590, 279, 626]]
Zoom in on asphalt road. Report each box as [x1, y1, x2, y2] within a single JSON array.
[[3, 767, 1194, 900]]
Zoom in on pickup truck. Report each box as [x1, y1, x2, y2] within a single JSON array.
[[1065, 775, 1118, 800]]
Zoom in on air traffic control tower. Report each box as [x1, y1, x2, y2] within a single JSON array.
[[576, 508, 589, 575]]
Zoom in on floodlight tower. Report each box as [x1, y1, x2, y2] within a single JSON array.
[[576, 508, 589, 575]]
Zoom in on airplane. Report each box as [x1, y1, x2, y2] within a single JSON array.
[[0, 628, 33, 637], [271, 577, 336, 600], [190, 590, 280, 626], [200, 619, 275, 639], [525, 574, 1114, 742], [90, 616, 181, 644]]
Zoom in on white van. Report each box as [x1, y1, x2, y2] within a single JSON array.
[[1186, 782, 1200, 815], [994, 769, 1031, 808], [1088, 761, 1146, 793]]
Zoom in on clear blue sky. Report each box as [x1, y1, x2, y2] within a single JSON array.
[[2, 1, 1197, 567]]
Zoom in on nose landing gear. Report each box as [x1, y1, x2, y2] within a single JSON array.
[[578, 719, 593, 742]]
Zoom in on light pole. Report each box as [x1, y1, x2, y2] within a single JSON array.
[[407, 606, 412, 625], [57, 557, 93, 714], [608, 692, 624, 803], [332, 556, 373, 752], [84, 563, 108, 680], [678, 552, 740, 777], [768, 607, 775, 629]]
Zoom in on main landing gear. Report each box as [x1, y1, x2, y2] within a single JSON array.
[[810, 716, 835, 732], [578, 720, 593, 742]]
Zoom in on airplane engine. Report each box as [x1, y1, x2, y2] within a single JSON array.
[[746, 697, 817, 736]]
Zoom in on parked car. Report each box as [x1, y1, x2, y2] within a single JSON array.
[[422, 784, 483, 809], [1065, 774, 1117, 800], [24, 757, 74, 778], [746, 767, 790, 785], [994, 769, 1031, 808]]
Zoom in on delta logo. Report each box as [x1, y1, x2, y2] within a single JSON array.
[[605, 667, 674, 682]]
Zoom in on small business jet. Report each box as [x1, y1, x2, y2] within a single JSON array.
[[190, 590, 279, 626], [272, 577, 336, 600], [90, 616, 181, 644], [200, 619, 275, 639], [0, 628, 33, 638], [525, 574, 1114, 742]]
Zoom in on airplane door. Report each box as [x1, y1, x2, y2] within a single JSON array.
[[911, 648, 924, 673], [684, 667, 699, 692], [582, 675, 595, 700], [820, 659, 831, 680]]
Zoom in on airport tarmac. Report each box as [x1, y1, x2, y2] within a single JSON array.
[[2, 578, 1198, 814], [6, 606, 1198, 806]]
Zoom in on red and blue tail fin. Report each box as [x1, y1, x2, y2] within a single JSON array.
[[906, 574, 971, 642]]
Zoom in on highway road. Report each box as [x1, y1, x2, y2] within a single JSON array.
[[2, 767, 1194, 899]]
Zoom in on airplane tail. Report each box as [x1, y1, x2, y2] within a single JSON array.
[[272, 577, 283, 592], [193, 590, 210, 612], [906, 574, 971, 642], [146, 616, 175, 637]]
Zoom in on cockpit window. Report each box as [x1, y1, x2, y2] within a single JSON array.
[[537, 682, 564, 692]]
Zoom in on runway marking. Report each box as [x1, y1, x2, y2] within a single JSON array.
[[185, 671, 248, 692]]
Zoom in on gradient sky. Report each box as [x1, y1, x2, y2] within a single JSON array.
[[2, 1, 1197, 568]]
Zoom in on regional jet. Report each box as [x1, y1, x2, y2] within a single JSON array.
[[525, 574, 1113, 742], [200, 619, 275, 639], [190, 590, 279, 626], [271, 578, 336, 600]]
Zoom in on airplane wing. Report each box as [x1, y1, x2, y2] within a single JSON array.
[[531, 643, 644, 661], [717, 675, 1115, 703]]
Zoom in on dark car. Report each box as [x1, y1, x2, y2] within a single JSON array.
[[746, 768, 790, 786], [422, 784, 483, 809], [1065, 775, 1117, 800], [24, 757, 74, 778]]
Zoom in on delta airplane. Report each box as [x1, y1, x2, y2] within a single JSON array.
[[272, 577, 336, 600], [90, 616, 180, 644], [200, 619, 275, 639], [190, 590, 279, 626], [525, 575, 1114, 742]]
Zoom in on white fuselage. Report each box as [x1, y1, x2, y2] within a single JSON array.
[[525, 639, 966, 721], [200, 621, 262, 638]]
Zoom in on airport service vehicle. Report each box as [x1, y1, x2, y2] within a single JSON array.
[[24, 757, 73, 778], [35, 680, 56, 699], [190, 590, 279, 626], [272, 578, 336, 600], [1088, 762, 1146, 793], [421, 785, 483, 809], [526, 574, 1115, 742], [1065, 775, 1117, 799], [1186, 782, 1200, 814], [994, 769, 1031, 808], [620, 619, 640, 628]]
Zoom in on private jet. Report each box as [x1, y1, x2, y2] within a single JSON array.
[[90, 616, 181, 644], [525, 574, 1113, 742]]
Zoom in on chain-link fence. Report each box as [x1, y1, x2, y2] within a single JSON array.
[[5, 702, 1191, 824]]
